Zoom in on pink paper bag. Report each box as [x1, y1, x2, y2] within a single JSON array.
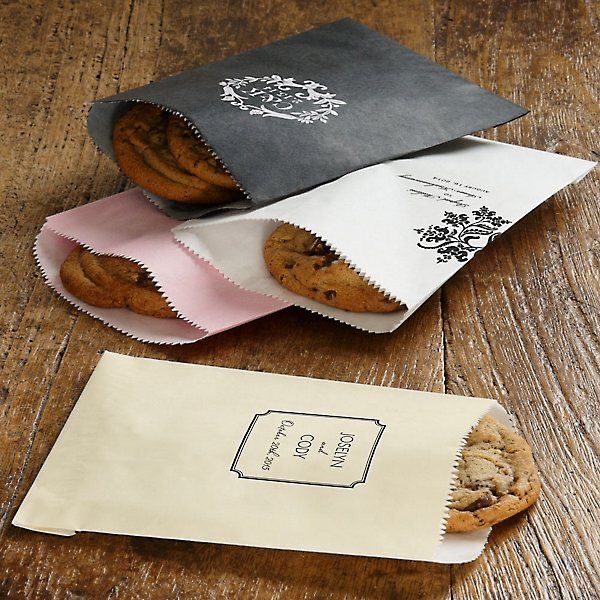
[[36, 189, 287, 344]]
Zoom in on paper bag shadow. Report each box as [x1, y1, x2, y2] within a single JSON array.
[[126, 535, 456, 598], [121, 511, 534, 595], [123, 513, 530, 596]]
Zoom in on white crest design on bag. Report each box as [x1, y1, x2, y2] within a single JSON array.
[[219, 75, 346, 124]]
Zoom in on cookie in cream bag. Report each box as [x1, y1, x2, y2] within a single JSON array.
[[14, 352, 539, 564]]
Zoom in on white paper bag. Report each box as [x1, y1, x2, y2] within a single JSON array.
[[174, 136, 595, 332]]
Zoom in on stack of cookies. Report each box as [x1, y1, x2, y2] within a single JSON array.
[[60, 246, 175, 319], [112, 103, 242, 205]]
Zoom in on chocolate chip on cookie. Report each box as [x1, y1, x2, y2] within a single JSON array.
[[446, 416, 540, 532], [112, 103, 240, 204], [60, 245, 176, 319], [263, 223, 404, 313], [166, 115, 237, 190]]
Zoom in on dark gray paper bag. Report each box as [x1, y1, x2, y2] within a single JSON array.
[[88, 19, 527, 218]]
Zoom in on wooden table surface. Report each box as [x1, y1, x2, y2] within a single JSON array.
[[1, 1, 598, 598]]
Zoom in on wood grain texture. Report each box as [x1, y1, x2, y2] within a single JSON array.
[[0, 0, 597, 598]]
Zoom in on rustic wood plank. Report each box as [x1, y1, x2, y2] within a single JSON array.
[[433, 1, 599, 598], [0, 0, 597, 598]]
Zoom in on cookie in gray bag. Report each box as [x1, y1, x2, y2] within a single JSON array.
[[88, 18, 527, 218]]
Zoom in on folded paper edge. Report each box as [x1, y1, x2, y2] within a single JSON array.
[[9, 519, 484, 563], [10, 521, 76, 537], [35, 224, 207, 345]]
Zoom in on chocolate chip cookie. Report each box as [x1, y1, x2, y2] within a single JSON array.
[[263, 223, 404, 313], [166, 114, 237, 190], [60, 245, 176, 319], [59, 246, 123, 308], [446, 416, 540, 532], [112, 103, 240, 204]]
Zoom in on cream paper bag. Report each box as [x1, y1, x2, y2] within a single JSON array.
[[14, 352, 517, 563], [173, 136, 596, 332]]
